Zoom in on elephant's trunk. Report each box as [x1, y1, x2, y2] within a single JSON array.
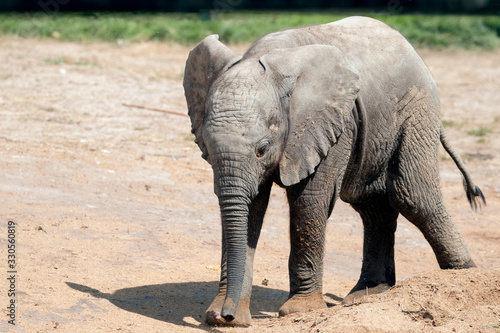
[[214, 161, 257, 321], [219, 192, 249, 321]]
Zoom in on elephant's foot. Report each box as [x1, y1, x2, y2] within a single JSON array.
[[205, 293, 251, 327], [341, 283, 391, 305], [440, 258, 476, 270], [278, 291, 327, 317]]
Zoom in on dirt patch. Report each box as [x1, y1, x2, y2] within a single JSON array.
[[0, 37, 499, 332], [267, 269, 500, 333]]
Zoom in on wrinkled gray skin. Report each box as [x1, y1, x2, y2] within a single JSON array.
[[183, 17, 485, 327]]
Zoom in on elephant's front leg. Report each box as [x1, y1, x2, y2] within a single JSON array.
[[279, 179, 334, 316], [342, 196, 399, 305], [205, 182, 271, 326]]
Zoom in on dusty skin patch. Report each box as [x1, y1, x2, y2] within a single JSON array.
[[0, 37, 499, 332]]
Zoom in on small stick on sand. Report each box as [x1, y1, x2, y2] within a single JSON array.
[[123, 103, 189, 118]]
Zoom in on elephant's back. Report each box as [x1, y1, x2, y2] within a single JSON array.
[[308, 17, 437, 99], [313, 17, 442, 202], [312, 16, 441, 135], [248, 16, 438, 106]]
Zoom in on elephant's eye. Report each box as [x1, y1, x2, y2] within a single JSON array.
[[256, 141, 269, 158]]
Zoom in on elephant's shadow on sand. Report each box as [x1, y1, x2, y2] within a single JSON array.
[[66, 280, 308, 330]]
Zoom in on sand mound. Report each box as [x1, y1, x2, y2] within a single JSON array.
[[262, 269, 500, 332]]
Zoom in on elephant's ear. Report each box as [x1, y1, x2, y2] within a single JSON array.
[[260, 45, 359, 186], [183, 35, 242, 161]]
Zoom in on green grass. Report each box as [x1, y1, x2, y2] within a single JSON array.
[[467, 126, 493, 136], [481, 324, 500, 329], [44, 55, 98, 66], [0, 12, 499, 49], [44, 56, 66, 65], [442, 120, 456, 128]]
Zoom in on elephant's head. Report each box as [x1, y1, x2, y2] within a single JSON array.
[[183, 35, 359, 320]]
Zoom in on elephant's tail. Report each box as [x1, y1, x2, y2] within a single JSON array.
[[440, 124, 486, 210]]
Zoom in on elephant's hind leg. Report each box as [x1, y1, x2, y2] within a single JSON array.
[[342, 196, 398, 305], [392, 188, 475, 269], [388, 123, 475, 270]]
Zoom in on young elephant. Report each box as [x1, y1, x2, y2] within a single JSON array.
[[183, 16, 484, 326]]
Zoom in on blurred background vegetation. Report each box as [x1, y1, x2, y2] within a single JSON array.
[[1, 0, 498, 12], [0, 0, 499, 49]]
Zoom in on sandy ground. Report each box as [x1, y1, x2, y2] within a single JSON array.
[[0, 37, 499, 332]]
